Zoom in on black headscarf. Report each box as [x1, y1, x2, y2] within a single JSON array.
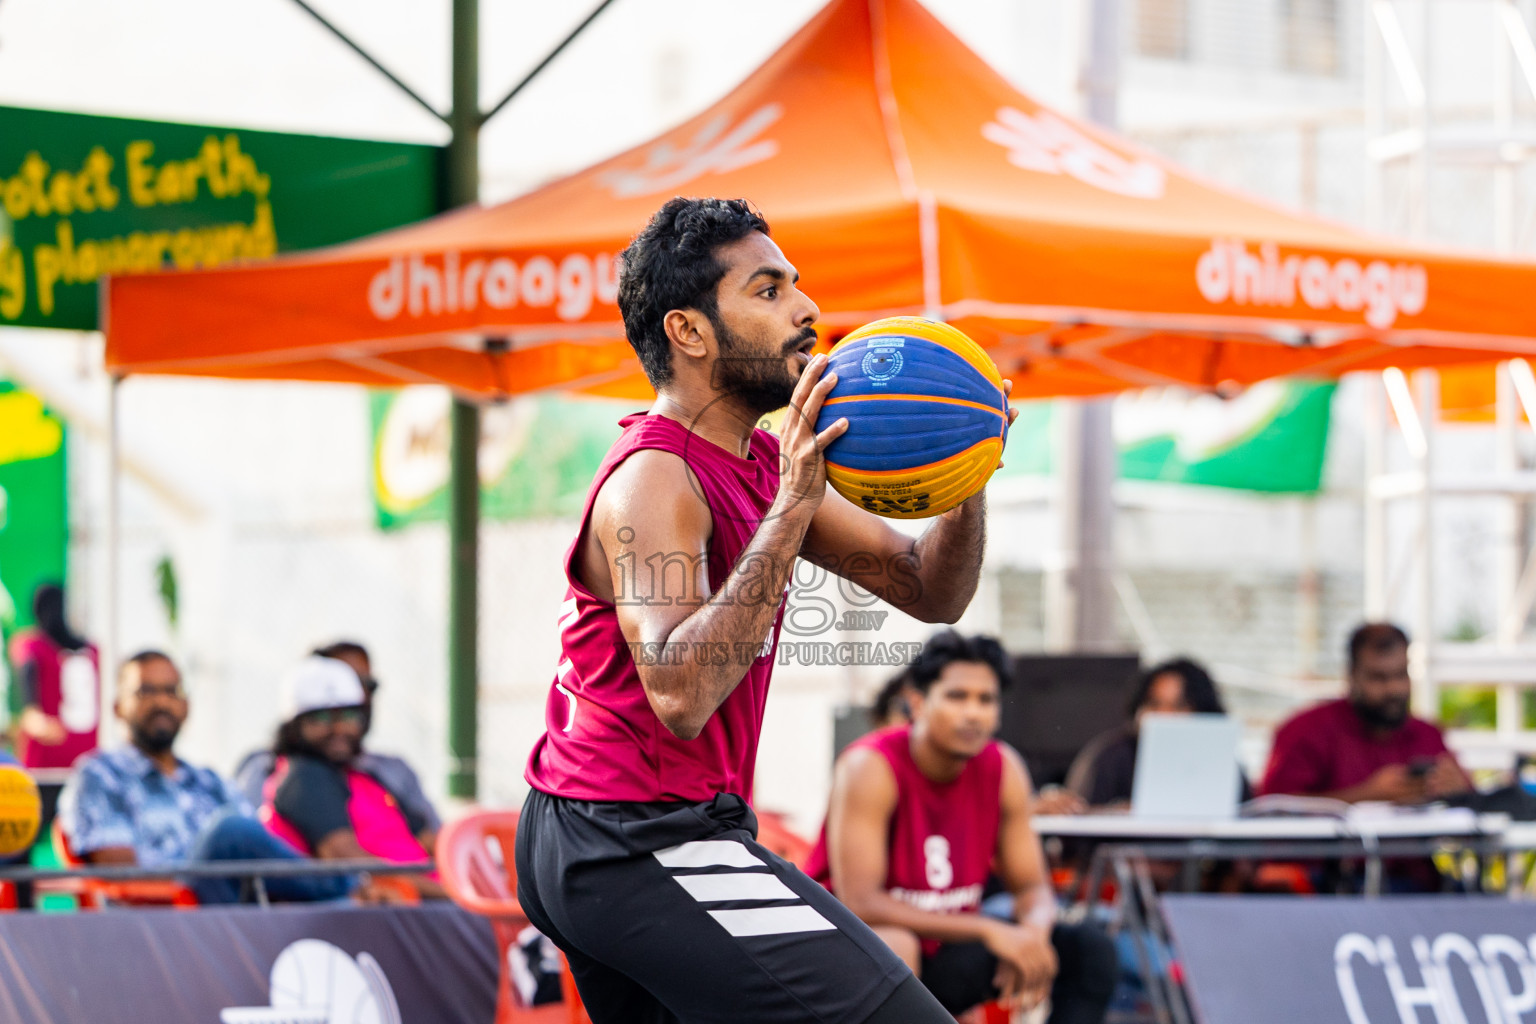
[[32, 583, 86, 651]]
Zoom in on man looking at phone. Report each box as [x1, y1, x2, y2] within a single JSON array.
[[1261, 622, 1471, 804]]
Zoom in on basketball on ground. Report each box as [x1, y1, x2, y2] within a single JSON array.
[[814, 316, 1008, 519], [0, 765, 41, 858]]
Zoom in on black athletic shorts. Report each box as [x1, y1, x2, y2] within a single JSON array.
[[920, 922, 1119, 1021], [515, 788, 912, 1024]]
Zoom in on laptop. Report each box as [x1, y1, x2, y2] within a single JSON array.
[[1130, 714, 1243, 820]]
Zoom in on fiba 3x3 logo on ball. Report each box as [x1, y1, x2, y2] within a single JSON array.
[[815, 317, 1009, 519]]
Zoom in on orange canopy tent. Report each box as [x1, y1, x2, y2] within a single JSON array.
[[104, 0, 1536, 399]]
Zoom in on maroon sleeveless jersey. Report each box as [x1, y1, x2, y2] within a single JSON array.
[[524, 413, 786, 804], [807, 725, 1004, 952], [8, 631, 100, 770]]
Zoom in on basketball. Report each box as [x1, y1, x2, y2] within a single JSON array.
[[0, 765, 40, 858], [813, 317, 1008, 519]]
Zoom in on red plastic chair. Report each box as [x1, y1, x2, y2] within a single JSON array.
[[755, 810, 814, 868], [437, 809, 587, 1024], [49, 820, 197, 908]]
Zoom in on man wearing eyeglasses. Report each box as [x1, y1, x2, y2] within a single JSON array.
[[61, 650, 354, 903], [235, 640, 441, 848], [258, 656, 447, 900]]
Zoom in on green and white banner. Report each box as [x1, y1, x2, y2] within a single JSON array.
[[368, 379, 1335, 529], [1115, 380, 1335, 492], [997, 380, 1336, 494], [0, 379, 67, 631], [0, 379, 68, 718], [370, 389, 627, 530]]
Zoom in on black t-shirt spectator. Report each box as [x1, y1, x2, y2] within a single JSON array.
[[272, 755, 428, 851], [1066, 724, 1255, 808]]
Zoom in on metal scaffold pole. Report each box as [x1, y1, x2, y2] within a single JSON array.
[[102, 373, 121, 749], [446, 0, 481, 800], [1048, 0, 1121, 653]]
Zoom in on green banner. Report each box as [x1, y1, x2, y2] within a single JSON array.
[[370, 389, 629, 530], [1117, 381, 1335, 491], [996, 380, 1335, 494], [0, 380, 67, 634], [0, 105, 441, 330], [369, 380, 1335, 529]]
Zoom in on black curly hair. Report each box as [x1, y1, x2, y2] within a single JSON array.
[[907, 630, 1012, 694], [869, 669, 916, 726], [617, 197, 770, 389], [1346, 622, 1409, 674], [1125, 657, 1226, 718]]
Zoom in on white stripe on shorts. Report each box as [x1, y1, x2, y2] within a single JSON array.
[[707, 905, 838, 938], [653, 840, 765, 870], [672, 872, 798, 903]]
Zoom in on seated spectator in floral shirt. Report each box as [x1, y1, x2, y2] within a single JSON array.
[[260, 656, 445, 900], [61, 650, 354, 904]]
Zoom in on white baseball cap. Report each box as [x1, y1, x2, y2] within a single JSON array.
[[280, 656, 366, 720]]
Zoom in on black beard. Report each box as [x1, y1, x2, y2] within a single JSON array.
[[289, 733, 358, 766], [1351, 697, 1408, 730], [711, 316, 811, 416], [131, 722, 179, 755]]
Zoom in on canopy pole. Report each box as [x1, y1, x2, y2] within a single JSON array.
[[1412, 369, 1438, 726], [446, 0, 481, 801], [1364, 375, 1387, 618], [100, 373, 122, 750]]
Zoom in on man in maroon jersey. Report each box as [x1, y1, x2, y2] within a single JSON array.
[[807, 631, 1116, 1020], [9, 584, 99, 774], [1262, 622, 1470, 804], [517, 198, 1013, 1024], [7, 583, 99, 850]]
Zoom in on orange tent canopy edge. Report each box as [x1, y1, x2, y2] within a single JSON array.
[[103, 0, 1536, 403]]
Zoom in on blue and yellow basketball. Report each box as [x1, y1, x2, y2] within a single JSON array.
[[0, 765, 40, 858], [814, 317, 1008, 519]]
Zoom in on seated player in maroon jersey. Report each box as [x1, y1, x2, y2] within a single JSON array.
[[808, 631, 1117, 1021]]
